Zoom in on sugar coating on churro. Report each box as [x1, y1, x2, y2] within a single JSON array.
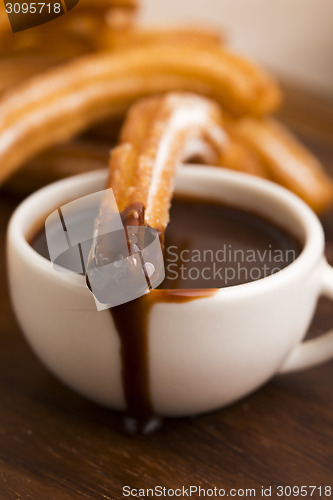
[[107, 92, 227, 231]]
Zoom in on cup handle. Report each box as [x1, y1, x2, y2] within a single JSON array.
[[278, 258, 333, 374]]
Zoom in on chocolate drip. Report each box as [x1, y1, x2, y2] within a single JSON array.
[[110, 288, 216, 433], [111, 293, 153, 425]]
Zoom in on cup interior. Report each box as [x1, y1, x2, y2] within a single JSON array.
[[10, 166, 324, 291]]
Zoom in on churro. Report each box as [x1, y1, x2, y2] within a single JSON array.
[[218, 129, 266, 178], [0, 0, 140, 94], [0, 41, 281, 186], [105, 92, 226, 231], [233, 117, 333, 213], [86, 93, 226, 300], [0, 26, 224, 96], [107, 26, 224, 50]]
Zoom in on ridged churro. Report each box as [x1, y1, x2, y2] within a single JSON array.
[[106, 26, 224, 50], [232, 117, 333, 213], [0, 26, 224, 96], [218, 128, 266, 178], [105, 92, 226, 231], [0, 0, 140, 94], [0, 41, 281, 186]]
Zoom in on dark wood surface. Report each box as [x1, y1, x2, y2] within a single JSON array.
[[0, 89, 332, 500]]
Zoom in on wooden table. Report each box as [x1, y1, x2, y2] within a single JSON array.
[[0, 88, 332, 499]]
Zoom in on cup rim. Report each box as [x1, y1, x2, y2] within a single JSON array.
[[7, 166, 325, 298]]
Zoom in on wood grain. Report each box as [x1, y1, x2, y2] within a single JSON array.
[[0, 89, 332, 499]]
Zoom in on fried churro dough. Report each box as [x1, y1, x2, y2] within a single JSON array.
[[0, 41, 281, 186], [0, 0, 140, 93], [106, 92, 226, 231], [0, 25, 223, 95], [218, 129, 267, 178], [232, 117, 333, 213], [107, 26, 224, 50]]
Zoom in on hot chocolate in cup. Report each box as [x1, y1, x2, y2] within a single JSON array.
[[7, 166, 333, 419]]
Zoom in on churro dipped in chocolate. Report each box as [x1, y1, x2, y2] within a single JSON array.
[[105, 93, 226, 232], [86, 93, 227, 305]]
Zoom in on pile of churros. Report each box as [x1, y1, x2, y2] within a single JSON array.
[[0, 0, 139, 93], [0, 2, 332, 216]]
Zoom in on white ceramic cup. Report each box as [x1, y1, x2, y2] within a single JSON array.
[[7, 167, 333, 417]]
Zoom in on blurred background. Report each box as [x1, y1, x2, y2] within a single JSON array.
[[141, 0, 333, 98]]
